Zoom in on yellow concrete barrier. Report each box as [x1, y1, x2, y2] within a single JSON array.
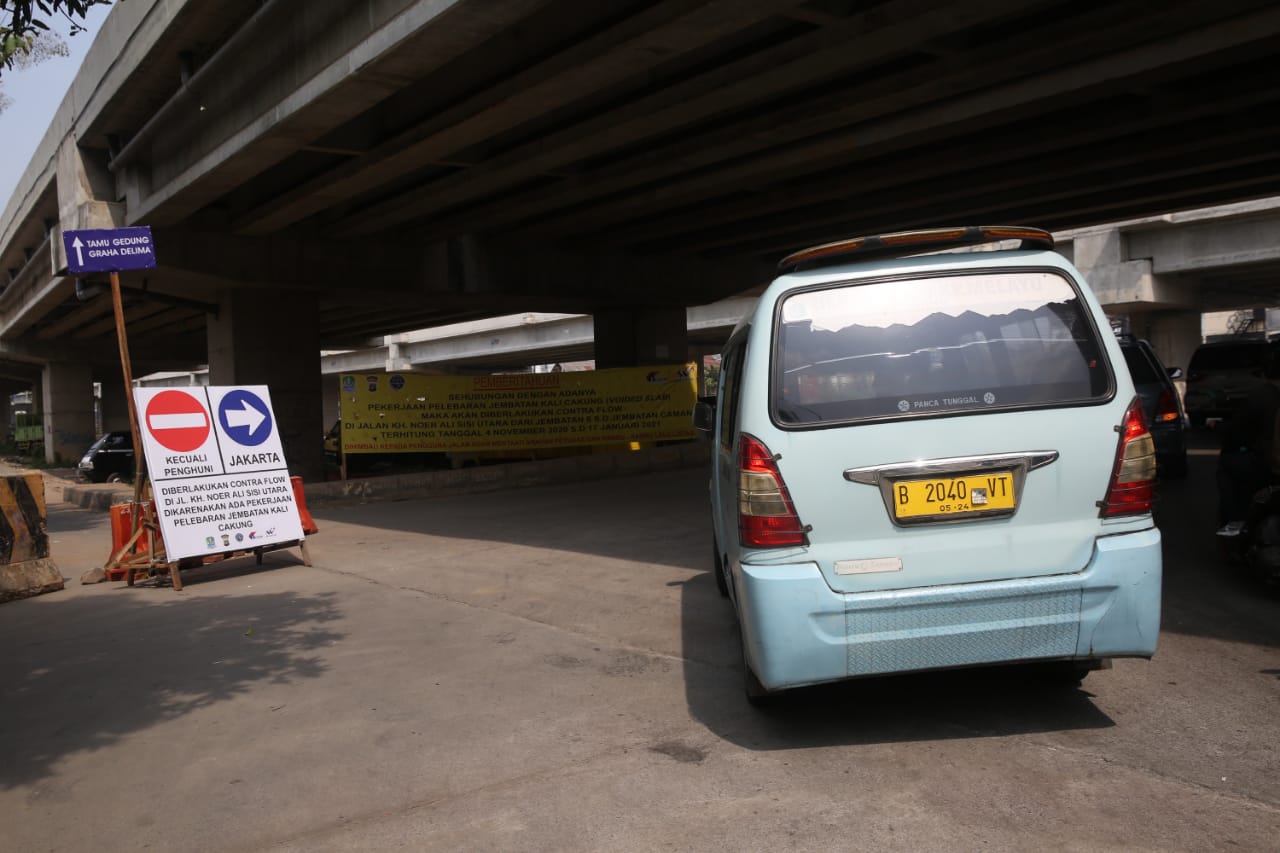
[[0, 474, 63, 603]]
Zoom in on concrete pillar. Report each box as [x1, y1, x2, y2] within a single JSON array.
[[1132, 310, 1202, 376], [97, 375, 131, 433], [0, 385, 15, 444], [208, 287, 323, 482], [322, 374, 341, 434], [52, 139, 123, 274], [41, 362, 96, 464], [592, 306, 688, 369]]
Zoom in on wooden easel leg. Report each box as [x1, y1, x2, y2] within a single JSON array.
[[299, 538, 313, 567], [255, 547, 264, 565], [168, 561, 183, 591]]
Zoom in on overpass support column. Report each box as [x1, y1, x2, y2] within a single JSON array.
[[592, 307, 688, 369], [41, 362, 95, 463], [0, 390, 13, 443], [1129, 310, 1203, 384], [55, 137, 122, 236], [98, 376, 131, 433], [208, 288, 323, 482]]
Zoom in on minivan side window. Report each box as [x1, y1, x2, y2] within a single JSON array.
[[719, 337, 746, 450], [773, 270, 1111, 425]]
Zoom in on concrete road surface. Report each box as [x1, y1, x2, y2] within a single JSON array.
[[1, 449, 1277, 851]]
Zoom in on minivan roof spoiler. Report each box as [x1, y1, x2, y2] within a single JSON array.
[[777, 226, 1054, 274]]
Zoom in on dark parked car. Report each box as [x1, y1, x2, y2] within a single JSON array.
[[77, 430, 135, 483], [1118, 335, 1187, 478], [1183, 337, 1280, 428]]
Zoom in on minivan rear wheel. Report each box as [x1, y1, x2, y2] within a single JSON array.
[[106, 473, 124, 484], [711, 537, 728, 598]]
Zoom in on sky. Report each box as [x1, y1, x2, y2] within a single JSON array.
[[0, 4, 114, 207]]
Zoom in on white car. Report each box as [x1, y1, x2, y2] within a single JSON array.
[[694, 226, 1162, 704]]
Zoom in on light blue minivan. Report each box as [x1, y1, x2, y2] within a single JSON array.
[[695, 226, 1162, 704]]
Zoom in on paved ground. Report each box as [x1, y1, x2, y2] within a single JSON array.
[[1, 446, 1277, 851]]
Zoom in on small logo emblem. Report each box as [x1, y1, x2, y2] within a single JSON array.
[[366, 375, 379, 391], [221, 534, 231, 547], [898, 400, 910, 412], [342, 376, 356, 393], [390, 375, 405, 391], [983, 392, 996, 404], [235, 533, 244, 543], [205, 536, 216, 549]]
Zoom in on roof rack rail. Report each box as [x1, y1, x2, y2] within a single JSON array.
[[777, 226, 1054, 274]]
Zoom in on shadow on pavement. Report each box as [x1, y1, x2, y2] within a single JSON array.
[[0, 590, 343, 790], [46, 503, 115, 535]]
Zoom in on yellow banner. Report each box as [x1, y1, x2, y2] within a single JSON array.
[[339, 364, 698, 453]]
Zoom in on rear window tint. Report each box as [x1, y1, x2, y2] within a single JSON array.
[[1189, 343, 1267, 372], [1121, 346, 1160, 384], [773, 270, 1110, 425]]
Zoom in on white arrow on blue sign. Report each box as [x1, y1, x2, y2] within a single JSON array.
[[62, 226, 157, 274], [217, 389, 273, 447]]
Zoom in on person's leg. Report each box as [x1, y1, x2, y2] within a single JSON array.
[[1218, 449, 1265, 531]]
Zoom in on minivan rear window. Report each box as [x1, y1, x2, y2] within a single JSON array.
[[773, 270, 1110, 424]]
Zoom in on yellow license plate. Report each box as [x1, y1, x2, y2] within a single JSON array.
[[892, 472, 1016, 520]]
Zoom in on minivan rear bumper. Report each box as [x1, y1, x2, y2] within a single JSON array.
[[737, 527, 1161, 691]]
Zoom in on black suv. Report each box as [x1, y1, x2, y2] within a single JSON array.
[[77, 431, 135, 483], [1184, 337, 1280, 428], [1118, 336, 1187, 478]]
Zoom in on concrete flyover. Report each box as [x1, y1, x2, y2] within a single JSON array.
[[4, 0, 1280, 474]]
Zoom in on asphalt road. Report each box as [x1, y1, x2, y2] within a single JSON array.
[[1, 446, 1277, 851]]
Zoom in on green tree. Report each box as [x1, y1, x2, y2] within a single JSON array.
[[0, 28, 67, 112], [1, 1, 111, 77]]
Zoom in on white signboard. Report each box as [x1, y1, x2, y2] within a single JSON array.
[[133, 385, 304, 560]]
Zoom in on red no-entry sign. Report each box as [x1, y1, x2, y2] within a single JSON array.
[[144, 390, 211, 452]]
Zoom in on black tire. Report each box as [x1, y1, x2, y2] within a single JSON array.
[[712, 537, 728, 598], [106, 473, 124, 484]]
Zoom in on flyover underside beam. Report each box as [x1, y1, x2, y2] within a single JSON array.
[[686, 119, 1280, 258], [117, 0, 557, 226], [374, 0, 1279, 244], [573, 87, 1280, 253], [237, 0, 806, 235], [323, 0, 1058, 237], [1126, 213, 1280, 274], [150, 229, 768, 308], [340, 0, 1193, 238]]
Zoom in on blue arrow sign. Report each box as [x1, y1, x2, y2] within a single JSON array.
[[63, 226, 157, 274], [217, 389, 273, 447]]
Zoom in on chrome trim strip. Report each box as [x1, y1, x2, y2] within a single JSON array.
[[843, 451, 1059, 484], [843, 451, 1059, 527]]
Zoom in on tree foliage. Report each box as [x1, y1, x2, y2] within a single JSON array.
[[1, 1, 112, 77]]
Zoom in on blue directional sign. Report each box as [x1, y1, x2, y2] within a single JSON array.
[[217, 389, 273, 447], [62, 226, 156, 274]]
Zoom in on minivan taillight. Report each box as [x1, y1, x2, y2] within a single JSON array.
[[1099, 398, 1157, 517], [1154, 389, 1180, 423], [738, 434, 807, 547]]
